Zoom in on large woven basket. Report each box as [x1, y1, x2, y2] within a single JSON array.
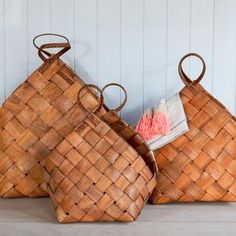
[[150, 53, 236, 203], [44, 84, 157, 222], [0, 34, 108, 198]]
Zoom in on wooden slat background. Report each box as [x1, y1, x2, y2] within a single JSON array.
[[0, 0, 236, 125]]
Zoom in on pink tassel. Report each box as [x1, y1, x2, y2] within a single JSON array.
[[135, 99, 170, 141], [135, 109, 153, 140], [151, 100, 170, 136]]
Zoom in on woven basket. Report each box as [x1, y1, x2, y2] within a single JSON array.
[[0, 34, 106, 198], [150, 53, 236, 204], [44, 84, 157, 222]]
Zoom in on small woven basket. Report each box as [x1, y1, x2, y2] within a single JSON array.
[[44, 84, 157, 222], [0, 34, 106, 198], [150, 53, 236, 204]]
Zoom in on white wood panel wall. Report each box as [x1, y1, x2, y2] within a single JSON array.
[[0, 0, 236, 125]]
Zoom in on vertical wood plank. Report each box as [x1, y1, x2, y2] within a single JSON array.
[[27, 0, 50, 73], [74, 0, 98, 85], [97, 0, 121, 109], [5, 0, 27, 96], [121, 0, 144, 125], [143, 0, 167, 110], [1, 0, 236, 119], [190, 0, 214, 92], [50, 0, 74, 67], [0, 0, 5, 103], [213, 0, 236, 114], [166, 0, 191, 98]]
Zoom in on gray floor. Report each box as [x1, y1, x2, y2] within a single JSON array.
[[1, 198, 236, 236]]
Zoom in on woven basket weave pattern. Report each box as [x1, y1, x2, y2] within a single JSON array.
[[101, 111, 157, 175], [150, 54, 236, 203], [45, 108, 156, 222], [0, 57, 100, 198]]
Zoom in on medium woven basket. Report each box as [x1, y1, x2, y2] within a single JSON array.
[[44, 84, 157, 222], [0, 34, 107, 198], [150, 53, 236, 204]]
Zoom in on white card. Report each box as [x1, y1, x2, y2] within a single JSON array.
[[147, 93, 189, 150]]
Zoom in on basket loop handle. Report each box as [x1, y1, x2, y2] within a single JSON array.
[[178, 53, 206, 86], [77, 84, 104, 114], [78, 83, 127, 114], [101, 83, 128, 113], [33, 33, 71, 62]]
